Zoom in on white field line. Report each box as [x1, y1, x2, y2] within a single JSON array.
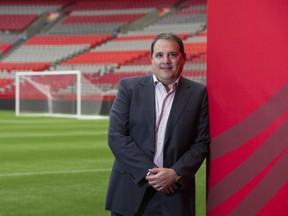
[[0, 131, 107, 138], [0, 168, 111, 177], [0, 120, 82, 125]]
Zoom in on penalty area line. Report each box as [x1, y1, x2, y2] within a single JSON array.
[[0, 168, 111, 177]]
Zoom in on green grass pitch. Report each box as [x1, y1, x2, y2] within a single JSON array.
[[0, 110, 206, 216]]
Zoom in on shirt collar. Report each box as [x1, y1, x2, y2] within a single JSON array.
[[153, 74, 180, 87]]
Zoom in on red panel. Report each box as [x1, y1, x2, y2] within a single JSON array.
[[257, 183, 288, 216], [207, 0, 288, 137], [207, 0, 288, 215]]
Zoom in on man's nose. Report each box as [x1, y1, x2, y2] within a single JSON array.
[[162, 55, 172, 63]]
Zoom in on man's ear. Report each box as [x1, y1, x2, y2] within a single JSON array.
[[183, 53, 187, 62]]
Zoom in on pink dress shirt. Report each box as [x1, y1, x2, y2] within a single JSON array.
[[153, 75, 179, 167]]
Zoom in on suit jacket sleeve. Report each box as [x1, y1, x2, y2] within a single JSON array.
[[170, 82, 210, 188], [108, 78, 156, 186]]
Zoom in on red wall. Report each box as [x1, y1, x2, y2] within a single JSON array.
[[207, 0, 288, 215]]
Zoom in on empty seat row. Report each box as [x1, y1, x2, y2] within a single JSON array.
[[114, 65, 151, 73], [185, 35, 207, 43], [0, 78, 13, 87], [184, 42, 207, 56], [62, 50, 150, 66], [0, 32, 21, 43], [120, 23, 205, 36], [63, 14, 146, 24], [176, 7, 207, 15], [181, 0, 207, 7], [182, 70, 206, 77], [0, 5, 64, 15], [67, 0, 180, 11], [52, 64, 116, 74], [157, 14, 207, 24], [0, 0, 70, 6], [94, 40, 150, 51], [2, 45, 90, 63], [0, 14, 38, 31], [71, 8, 156, 16], [0, 62, 50, 72], [26, 34, 112, 46], [91, 71, 147, 87], [0, 43, 12, 54], [46, 23, 123, 35]]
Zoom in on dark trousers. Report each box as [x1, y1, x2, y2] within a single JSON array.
[[136, 186, 161, 216], [111, 187, 162, 216], [111, 213, 123, 216]]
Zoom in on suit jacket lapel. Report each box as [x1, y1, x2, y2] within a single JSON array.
[[139, 76, 155, 140], [164, 77, 193, 145]]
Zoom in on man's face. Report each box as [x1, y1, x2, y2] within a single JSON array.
[[151, 39, 186, 86]]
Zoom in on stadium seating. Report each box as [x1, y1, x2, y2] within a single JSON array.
[[0, 0, 207, 99], [0, 14, 39, 32], [66, 0, 180, 10], [0, 43, 12, 54], [0, 0, 70, 31], [91, 72, 148, 88], [0, 62, 51, 72], [3, 34, 113, 64]]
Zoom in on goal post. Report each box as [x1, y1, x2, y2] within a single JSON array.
[[15, 71, 110, 119]]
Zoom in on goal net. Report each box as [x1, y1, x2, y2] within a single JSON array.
[[15, 71, 111, 119]]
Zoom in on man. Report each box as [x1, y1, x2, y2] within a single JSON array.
[[106, 33, 210, 216]]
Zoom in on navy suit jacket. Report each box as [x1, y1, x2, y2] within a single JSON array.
[[106, 75, 210, 216]]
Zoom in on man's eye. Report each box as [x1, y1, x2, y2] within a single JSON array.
[[169, 53, 177, 58], [155, 53, 163, 58]]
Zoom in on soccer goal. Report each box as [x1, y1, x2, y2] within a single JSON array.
[[15, 71, 111, 119]]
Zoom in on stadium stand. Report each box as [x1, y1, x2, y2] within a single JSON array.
[[0, 0, 207, 113]]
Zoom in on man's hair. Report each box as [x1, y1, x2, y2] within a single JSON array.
[[151, 33, 185, 57]]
